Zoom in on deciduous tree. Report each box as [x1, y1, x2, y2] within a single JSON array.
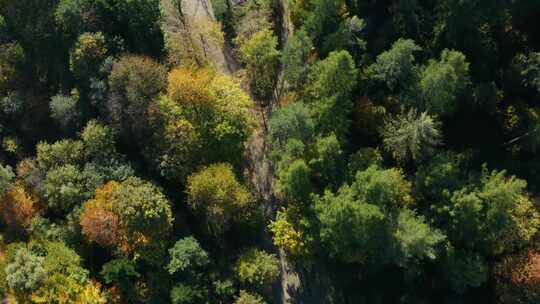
[[235, 249, 279, 290], [187, 163, 253, 235]]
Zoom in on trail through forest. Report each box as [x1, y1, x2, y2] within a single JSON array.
[[174, 0, 301, 302]]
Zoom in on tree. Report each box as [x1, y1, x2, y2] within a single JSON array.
[[0, 14, 6, 37], [167, 236, 210, 275], [268, 102, 314, 155], [101, 258, 140, 293], [381, 109, 442, 163], [449, 168, 540, 255], [5, 248, 46, 296], [36, 139, 85, 170], [369, 38, 421, 92], [282, 29, 314, 90], [235, 249, 279, 289], [0, 42, 24, 94], [70, 32, 107, 81], [0, 91, 23, 115], [495, 250, 540, 303], [414, 152, 467, 205], [238, 29, 280, 102], [110, 177, 173, 261], [234, 290, 266, 304], [393, 209, 446, 266], [150, 68, 252, 183], [309, 134, 345, 190], [49, 94, 79, 127], [347, 147, 383, 177], [276, 159, 312, 202], [80, 119, 115, 157], [514, 52, 540, 93], [269, 209, 304, 256], [187, 163, 253, 235], [0, 183, 38, 234], [170, 283, 206, 304], [302, 0, 344, 50], [54, 0, 89, 36], [350, 165, 413, 209], [306, 50, 358, 138], [80, 178, 173, 262], [418, 49, 470, 115], [315, 188, 391, 265], [33, 276, 106, 303], [80, 205, 120, 247], [437, 247, 488, 294], [0, 164, 14, 195], [43, 164, 88, 213], [107, 55, 167, 140]]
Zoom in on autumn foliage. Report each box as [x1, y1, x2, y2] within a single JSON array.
[[80, 206, 121, 248], [496, 250, 540, 303], [0, 183, 38, 234]]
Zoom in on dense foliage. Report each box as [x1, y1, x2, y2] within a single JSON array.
[[1, 0, 540, 303]]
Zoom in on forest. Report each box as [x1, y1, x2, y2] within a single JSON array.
[[1, 0, 540, 303]]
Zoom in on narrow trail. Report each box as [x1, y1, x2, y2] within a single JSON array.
[[165, 1, 301, 302], [161, 0, 238, 74]]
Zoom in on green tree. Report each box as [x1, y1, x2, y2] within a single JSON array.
[[276, 158, 312, 202], [54, 0, 88, 36], [80, 119, 117, 163], [170, 283, 206, 304], [381, 109, 442, 163], [315, 189, 390, 265], [167, 236, 210, 275], [302, 0, 344, 50], [414, 152, 467, 205], [449, 168, 540, 255], [393, 209, 446, 266], [40, 241, 89, 282], [268, 102, 314, 155], [111, 177, 173, 261], [282, 29, 313, 90], [187, 163, 253, 235], [36, 139, 85, 170], [49, 94, 79, 127], [100, 258, 140, 294], [437, 247, 488, 294], [108, 55, 167, 141], [369, 38, 421, 92], [347, 147, 383, 177], [235, 249, 279, 290], [69, 32, 107, 81], [43, 164, 88, 213], [238, 29, 280, 102], [5, 248, 46, 296], [350, 165, 413, 209], [0, 164, 14, 195], [306, 50, 358, 138], [514, 52, 540, 93], [309, 134, 345, 190], [418, 49, 470, 115], [234, 290, 267, 304]]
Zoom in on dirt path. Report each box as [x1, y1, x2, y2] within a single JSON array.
[[164, 1, 301, 302], [161, 0, 238, 74]]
